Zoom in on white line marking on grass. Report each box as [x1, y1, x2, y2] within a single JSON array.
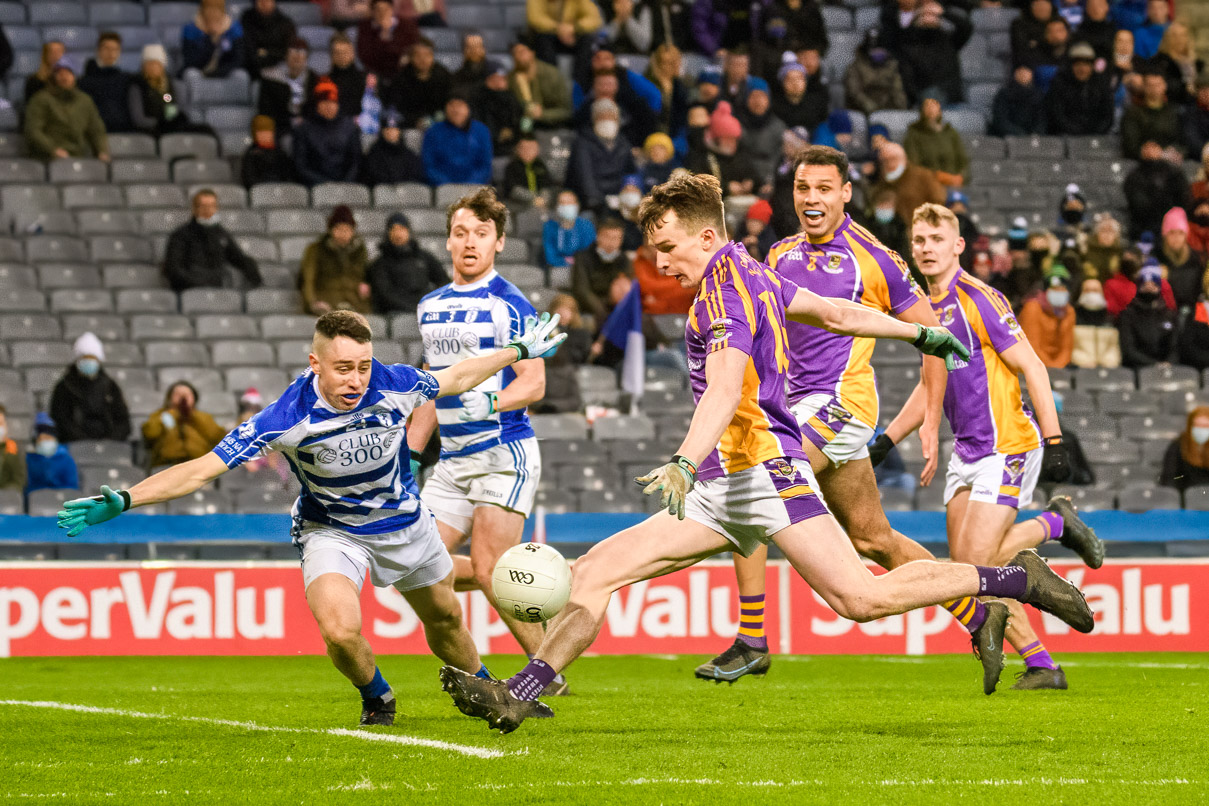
[[0, 700, 507, 760], [475, 777, 1200, 791]]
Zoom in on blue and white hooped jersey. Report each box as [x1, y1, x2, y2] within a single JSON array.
[[417, 270, 536, 460], [212, 360, 440, 537]]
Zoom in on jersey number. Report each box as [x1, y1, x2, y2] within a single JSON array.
[[340, 445, 385, 466], [757, 290, 790, 373]]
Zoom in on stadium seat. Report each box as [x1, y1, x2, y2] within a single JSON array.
[[192, 183, 248, 209], [63, 314, 126, 342], [435, 183, 483, 209], [103, 264, 164, 289], [11, 210, 77, 236], [89, 1, 147, 25], [70, 440, 134, 467], [594, 415, 656, 441], [0, 312, 59, 340], [91, 235, 154, 264], [0, 489, 24, 515], [213, 211, 265, 236], [48, 159, 109, 184], [225, 367, 290, 399], [374, 183, 432, 209], [123, 385, 163, 418], [0, 387, 35, 416], [1074, 367, 1135, 392], [115, 289, 178, 314], [312, 182, 371, 208], [2, 184, 61, 212], [125, 183, 188, 209], [80, 465, 147, 491], [530, 414, 589, 440], [1117, 484, 1182, 513], [1163, 390, 1202, 415], [1097, 390, 1159, 416], [251, 183, 310, 208], [159, 133, 220, 161], [1184, 485, 1209, 511], [532, 489, 578, 514], [245, 288, 301, 313], [1065, 135, 1121, 159], [1005, 135, 1066, 160], [196, 314, 259, 340], [26, 234, 89, 262], [259, 314, 313, 340], [211, 340, 275, 367], [77, 210, 140, 235], [0, 289, 46, 312], [233, 487, 299, 514], [179, 288, 244, 315], [278, 236, 313, 263], [102, 342, 143, 367], [187, 70, 251, 104], [0, 157, 45, 183], [157, 366, 224, 395], [1138, 365, 1200, 392], [27, 488, 82, 517], [557, 463, 615, 491], [131, 314, 194, 340], [1081, 439, 1141, 465], [50, 289, 113, 313], [172, 158, 234, 185], [268, 208, 327, 234], [0, 2, 24, 23], [0, 263, 35, 288], [37, 263, 101, 289], [145, 341, 210, 367], [167, 489, 230, 515]]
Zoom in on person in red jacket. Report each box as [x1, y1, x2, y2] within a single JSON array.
[[355, 0, 418, 84], [1104, 248, 1176, 317]]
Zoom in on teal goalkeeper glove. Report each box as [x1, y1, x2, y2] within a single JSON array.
[[636, 455, 698, 520], [913, 324, 972, 372], [57, 485, 131, 537], [508, 312, 568, 360], [409, 449, 423, 480]]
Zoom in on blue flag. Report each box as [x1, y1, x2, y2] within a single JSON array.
[[599, 281, 645, 404]]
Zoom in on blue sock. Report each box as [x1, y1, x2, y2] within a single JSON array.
[[474, 664, 492, 680], [356, 667, 391, 700]]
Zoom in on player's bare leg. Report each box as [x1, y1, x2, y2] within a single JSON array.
[[305, 573, 395, 725], [399, 572, 483, 674], [436, 521, 477, 590]]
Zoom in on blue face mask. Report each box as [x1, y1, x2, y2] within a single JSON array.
[[36, 438, 59, 458], [77, 358, 100, 378], [557, 203, 579, 221], [874, 207, 895, 224]]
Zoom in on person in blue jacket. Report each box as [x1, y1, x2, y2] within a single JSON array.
[[180, 0, 246, 78], [25, 413, 79, 495], [542, 189, 596, 269], [421, 94, 493, 186]]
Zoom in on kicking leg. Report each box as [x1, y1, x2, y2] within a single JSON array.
[[998, 497, 1104, 570], [399, 571, 484, 676], [466, 504, 548, 657], [436, 520, 477, 593]]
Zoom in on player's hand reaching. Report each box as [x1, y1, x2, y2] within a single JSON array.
[[1040, 436, 1072, 483], [458, 391, 497, 421], [508, 312, 568, 360], [912, 324, 971, 371], [57, 485, 131, 537], [636, 455, 697, 520]]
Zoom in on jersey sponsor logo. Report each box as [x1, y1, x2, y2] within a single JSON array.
[[782, 247, 803, 262], [825, 254, 844, 274], [687, 356, 704, 371], [316, 447, 338, 464], [938, 303, 957, 327], [460, 331, 479, 349]]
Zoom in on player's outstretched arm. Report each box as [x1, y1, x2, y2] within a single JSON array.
[[57, 453, 229, 537], [430, 313, 566, 399]]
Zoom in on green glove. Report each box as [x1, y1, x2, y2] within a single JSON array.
[[635, 455, 697, 520], [409, 449, 423, 480], [913, 324, 972, 372], [57, 485, 131, 538], [508, 312, 569, 360]]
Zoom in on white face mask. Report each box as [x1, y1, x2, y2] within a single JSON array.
[[0, 426, 6, 441], [1047, 289, 1070, 308], [557, 203, 579, 221], [620, 190, 642, 209], [1079, 291, 1107, 310], [884, 162, 906, 182], [196, 215, 219, 227], [36, 439, 58, 458], [594, 120, 619, 140], [1192, 426, 1209, 445], [597, 247, 621, 262]]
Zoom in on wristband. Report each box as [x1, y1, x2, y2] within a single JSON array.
[[409, 449, 423, 463], [1043, 435, 1064, 446], [671, 454, 698, 479], [911, 323, 926, 348], [118, 489, 132, 511], [509, 344, 528, 362]]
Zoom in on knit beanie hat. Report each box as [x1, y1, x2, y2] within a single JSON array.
[[73, 332, 105, 362], [708, 102, 742, 140], [252, 114, 275, 134], [141, 44, 168, 67], [1162, 206, 1189, 234], [386, 211, 411, 231], [327, 205, 356, 229]]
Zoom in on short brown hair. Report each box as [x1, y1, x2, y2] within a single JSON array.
[[0, 403, 7, 417], [790, 145, 850, 184], [98, 31, 122, 47], [912, 202, 959, 231], [314, 310, 373, 343], [446, 186, 508, 238], [637, 172, 726, 238]]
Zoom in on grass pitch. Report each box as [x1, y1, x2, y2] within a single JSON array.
[[1, 653, 1206, 804]]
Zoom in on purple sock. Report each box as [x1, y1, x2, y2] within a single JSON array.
[[975, 566, 1028, 599], [736, 594, 768, 650], [944, 597, 987, 634], [507, 659, 558, 701], [1018, 640, 1059, 670], [1036, 511, 1064, 543]]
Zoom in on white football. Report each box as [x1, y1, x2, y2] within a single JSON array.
[[491, 542, 572, 623]]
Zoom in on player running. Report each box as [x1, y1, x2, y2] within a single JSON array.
[[405, 188, 569, 694], [437, 174, 1095, 733], [56, 309, 567, 725], [697, 145, 997, 689], [872, 203, 1103, 692]]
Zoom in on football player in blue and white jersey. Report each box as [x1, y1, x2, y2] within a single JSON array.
[[406, 188, 562, 690], [56, 309, 567, 727]]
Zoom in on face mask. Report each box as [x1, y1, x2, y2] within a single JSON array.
[[77, 358, 100, 378], [1047, 289, 1070, 308], [557, 203, 579, 221], [884, 163, 906, 182], [594, 120, 619, 140], [597, 247, 621, 262], [620, 190, 642, 209], [1079, 291, 1106, 310], [874, 207, 895, 224], [1137, 290, 1160, 302], [36, 439, 58, 458], [0, 426, 6, 442], [1061, 209, 1083, 225], [196, 215, 218, 226], [869, 48, 889, 65], [1192, 427, 1209, 445]]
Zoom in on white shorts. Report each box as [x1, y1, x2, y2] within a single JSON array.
[[684, 457, 830, 558], [422, 436, 542, 535], [792, 393, 876, 467], [943, 447, 1042, 509], [297, 512, 453, 592]]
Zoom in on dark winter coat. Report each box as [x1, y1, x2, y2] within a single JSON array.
[[501, 157, 552, 201], [256, 67, 317, 133], [1116, 293, 1177, 367], [49, 366, 131, 444], [991, 79, 1047, 136], [895, 9, 973, 103], [180, 16, 245, 78], [78, 61, 134, 133], [328, 64, 367, 120], [1160, 246, 1207, 309], [1123, 160, 1192, 239], [474, 86, 524, 155], [1178, 301, 1209, 369], [300, 234, 370, 314], [1045, 67, 1115, 136], [366, 239, 448, 313], [533, 327, 592, 414], [843, 54, 908, 115], [1121, 101, 1186, 159], [241, 144, 295, 188], [241, 6, 296, 74], [355, 16, 420, 80], [163, 219, 263, 291], [386, 62, 453, 127], [771, 78, 829, 131], [360, 136, 426, 186], [566, 131, 638, 210], [292, 113, 363, 186]]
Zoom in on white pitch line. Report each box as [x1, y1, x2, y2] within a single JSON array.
[[476, 777, 1200, 790], [0, 700, 506, 759]]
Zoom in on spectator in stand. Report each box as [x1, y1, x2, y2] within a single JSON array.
[[1032, 17, 1072, 84], [1105, 247, 1176, 316], [567, 98, 637, 212], [24, 414, 78, 495], [615, 174, 645, 250], [687, 101, 759, 200], [1082, 213, 1124, 280], [1110, 28, 1144, 106], [1071, 277, 1120, 368], [1152, 22, 1201, 106], [531, 294, 592, 414], [1019, 263, 1076, 368], [327, 33, 367, 120], [509, 36, 574, 128], [78, 32, 134, 134], [1158, 207, 1207, 309], [992, 64, 1047, 136], [181, 0, 245, 79], [1076, 0, 1117, 60], [366, 212, 448, 314], [257, 37, 313, 134], [1012, 0, 1056, 68], [1132, 0, 1169, 60], [452, 31, 489, 95], [1192, 197, 1209, 254], [769, 126, 811, 239], [24, 59, 110, 162], [501, 134, 552, 203], [241, 0, 296, 76], [49, 334, 131, 444], [640, 130, 678, 191], [1117, 257, 1178, 367], [300, 205, 370, 315], [844, 28, 908, 116], [1186, 78, 1209, 159], [644, 43, 690, 142], [1160, 407, 1209, 491], [573, 45, 662, 143], [738, 77, 785, 182], [946, 188, 979, 267], [357, 0, 419, 83], [164, 189, 262, 291], [421, 94, 493, 186], [142, 382, 227, 468], [1193, 142, 1209, 205], [476, 62, 525, 155], [24, 41, 65, 103], [0, 405, 24, 492], [241, 114, 294, 187], [894, 0, 972, 104], [1124, 140, 1191, 239], [718, 48, 752, 109], [571, 218, 633, 322], [740, 199, 774, 261], [386, 37, 453, 127], [0, 25, 9, 82], [633, 243, 697, 315], [398, 0, 445, 26], [360, 108, 425, 186], [1178, 275, 1209, 369], [693, 66, 721, 113], [758, 0, 828, 65], [542, 189, 596, 270], [527, 0, 602, 68], [602, 0, 654, 54], [1045, 42, 1116, 135], [863, 185, 910, 258], [128, 45, 214, 138], [692, 0, 758, 55], [231, 388, 292, 485], [292, 79, 362, 186], [1122, 70, 1187, 159], [873, 142, 945, 222], [904, 95, 969, 187], [771, 52, 829, 131]]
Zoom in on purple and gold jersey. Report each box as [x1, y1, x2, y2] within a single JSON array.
[[929, 269, 1041, 462], [766, 215, 925, 427], [685, 242, 806, 481]]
